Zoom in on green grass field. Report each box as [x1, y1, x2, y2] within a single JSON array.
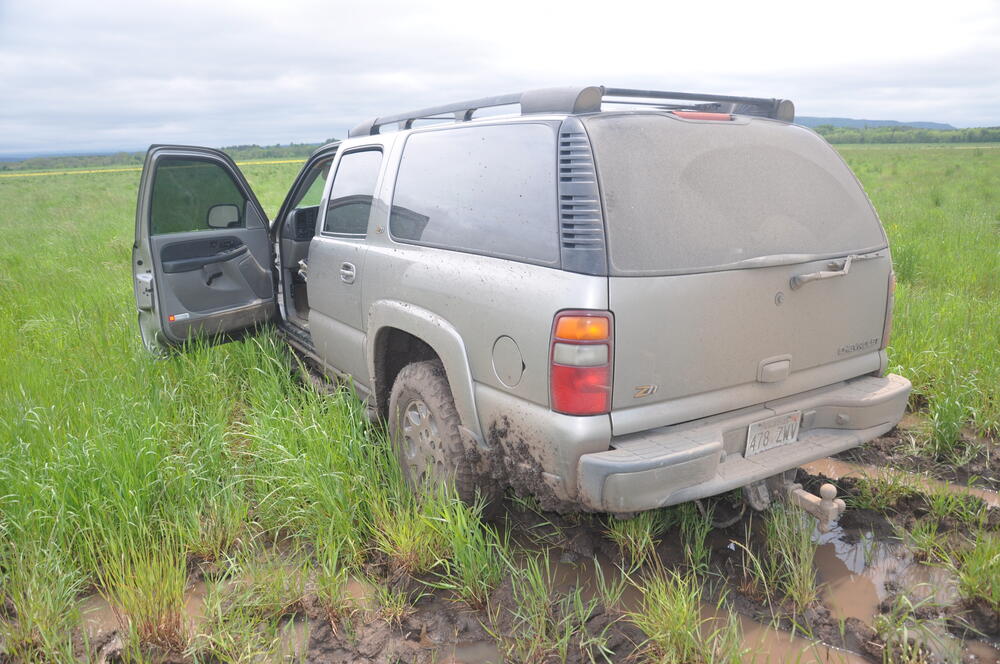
[[837, 145, 999, 453], [0, 145, 997, 661]]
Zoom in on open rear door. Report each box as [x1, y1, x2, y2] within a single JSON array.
[[133, 146, 276, 353]]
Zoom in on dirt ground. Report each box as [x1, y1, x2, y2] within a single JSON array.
[[836, 415, 999, 492], [83, 434, 1000, 664]]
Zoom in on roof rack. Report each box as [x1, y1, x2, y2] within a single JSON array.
[[348, 85, 794, 137]]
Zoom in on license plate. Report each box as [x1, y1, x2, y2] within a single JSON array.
[[745, 411, 801, 457]]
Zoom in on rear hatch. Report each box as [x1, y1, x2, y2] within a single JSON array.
[[584, 113, 891, 436]]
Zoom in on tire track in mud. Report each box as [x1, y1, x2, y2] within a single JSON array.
[[72, 456, 999, 663], [802, 457, 999, 508]]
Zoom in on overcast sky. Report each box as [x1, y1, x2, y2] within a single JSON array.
[[1, 0, 998, 157]]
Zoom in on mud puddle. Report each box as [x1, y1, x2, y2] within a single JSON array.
[[815, 525, 964, 622], [79, 578, 310, 662], [837, 416, 1000, 491], [803, 457, 1000, 508], [738, 616, 870, 664], [443, 641, 502, 664], [74, 459, 998, 663], [518, 539, 877, 664], [804, 460, 1000, 663]]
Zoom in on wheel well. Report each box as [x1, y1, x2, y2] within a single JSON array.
[[373, 327, 439, 420]]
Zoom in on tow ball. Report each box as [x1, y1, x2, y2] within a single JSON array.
[[744, 471, 846, 533]]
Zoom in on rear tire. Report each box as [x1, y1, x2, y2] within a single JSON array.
[[388, 360, 495, 508]]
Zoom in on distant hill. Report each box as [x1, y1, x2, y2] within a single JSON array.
[[797, 117, 956, 130]]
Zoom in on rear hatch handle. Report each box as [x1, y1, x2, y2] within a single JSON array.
[[789, 254, 877, 290]]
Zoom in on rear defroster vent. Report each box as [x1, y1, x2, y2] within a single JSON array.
[[558, 117, 607, 275]]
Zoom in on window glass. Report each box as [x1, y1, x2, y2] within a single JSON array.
[[389, 123, 558, 265], [324, 150, 382, 235], [290, 159, 332, 210], [585, 113, 886, 275], [150, 158, 245, 235]]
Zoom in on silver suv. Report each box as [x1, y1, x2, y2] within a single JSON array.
[[132, 85, 911, 515]]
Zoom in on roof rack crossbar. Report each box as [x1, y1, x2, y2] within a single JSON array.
[[349, 91, 541, 138], [602, 88, 793, 120], [348, 85, 793, 137]]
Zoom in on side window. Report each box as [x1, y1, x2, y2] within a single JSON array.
[[150, 158, 246, 235], [290, 160, 332, 210], [389, 123, 558, 265], [324, 150, 383, 236]]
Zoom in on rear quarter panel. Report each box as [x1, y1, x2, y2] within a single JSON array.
[[362, 241, 607, 408]]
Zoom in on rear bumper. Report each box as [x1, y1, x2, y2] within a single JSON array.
[[577, 373, 911, 513]]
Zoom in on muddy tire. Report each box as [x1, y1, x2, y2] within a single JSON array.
[[388, 360, 495, 508]]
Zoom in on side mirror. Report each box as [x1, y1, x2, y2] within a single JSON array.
[[207, 204, 241, 229]]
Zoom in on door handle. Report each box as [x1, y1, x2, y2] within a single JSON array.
[[340, 262, 356, 284]]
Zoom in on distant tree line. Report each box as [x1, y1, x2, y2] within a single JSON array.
[[0, 140, 335, 171], [813, 125, 1000, 144]]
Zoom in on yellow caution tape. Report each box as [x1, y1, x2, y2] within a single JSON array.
[[0, 158, 307, 179]]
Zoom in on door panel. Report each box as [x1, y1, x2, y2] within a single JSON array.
[[308, 236, 369, 384], [133, 146, 275, 352], [609, 251, 891, 435], [306, 147, 383, 386]]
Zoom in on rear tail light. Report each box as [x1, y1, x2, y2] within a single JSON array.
[[550, 311, 613, 415], [881, 271, 896, 351]]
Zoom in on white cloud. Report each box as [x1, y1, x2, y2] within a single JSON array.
[[1, 0, 998, 156]]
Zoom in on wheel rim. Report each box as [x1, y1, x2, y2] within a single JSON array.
[[401, 398, 445, 485]]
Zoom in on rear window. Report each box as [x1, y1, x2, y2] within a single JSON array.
[[585, 114, 886, 276], [389, 123, 559, 265]]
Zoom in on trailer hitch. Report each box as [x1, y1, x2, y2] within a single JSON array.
[[744, 472, 846, 533], [786, 482, 846, 533]]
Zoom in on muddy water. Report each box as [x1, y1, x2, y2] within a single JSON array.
[[77, 457, 999, 664], [445, 641, 502, 664], [79, 592, 120, 643], [537, 549, 871, 664], [78, 579, 308, 660], [805, 458, 1000, 664], [814, 526, 958, 618], [739, 617, 870, 664], [814, 530, 884, 622], [802, 457, 1000, 508]]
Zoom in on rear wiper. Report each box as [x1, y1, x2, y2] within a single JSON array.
[[724, 253, 827, 269], [789, 253, 880, 290], [704, 250, 884, 275]]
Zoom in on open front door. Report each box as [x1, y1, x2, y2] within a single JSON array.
[[133, 146, 276, 353]]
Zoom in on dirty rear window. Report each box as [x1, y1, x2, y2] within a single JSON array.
[[584, 114, 886, 276]]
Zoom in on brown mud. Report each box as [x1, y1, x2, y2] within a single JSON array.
[[74, 451, 1000, 664], [836, 413, 1000, 491]]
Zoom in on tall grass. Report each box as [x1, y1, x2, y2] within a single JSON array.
[[494, 552, 620, 663], [96, 529, 189, 651], [953, 531, 1000, 616], [735, 505, 818, 614], [0, 163, 394, 656], [604, 509, 668, 568], [838, 145, 1000, 453], [428, 492, 509, 609], [627, 566, 745, 664], [1, 143, 997, 657]]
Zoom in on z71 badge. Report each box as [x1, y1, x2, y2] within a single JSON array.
[[633, 385, 658, 398]]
